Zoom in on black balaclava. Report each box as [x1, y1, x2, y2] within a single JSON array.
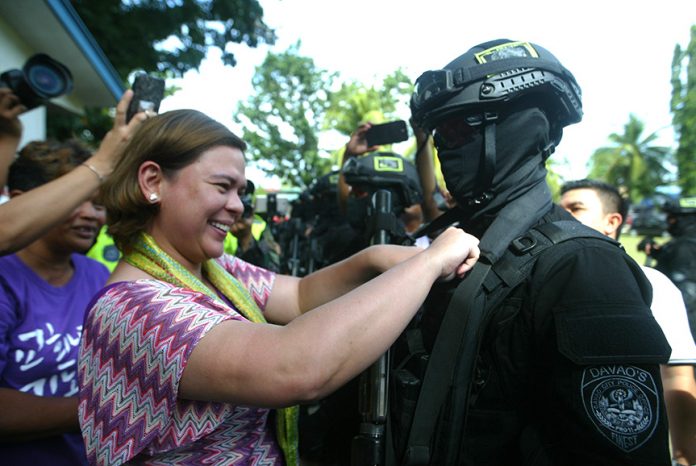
[[667, 214, 696, 238], [438, 105, 554, 261], [438, 105, 553, 217]]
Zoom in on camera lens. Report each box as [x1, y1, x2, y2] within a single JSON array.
[[0, 54, 73, 110], [26, 64, 66, 97], [23, 54, 73, 98]]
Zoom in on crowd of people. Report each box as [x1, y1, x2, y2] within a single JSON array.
[[0, 38, 694, 466]]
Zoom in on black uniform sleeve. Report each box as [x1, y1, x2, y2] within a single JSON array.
[[526, 238, 672, 465]]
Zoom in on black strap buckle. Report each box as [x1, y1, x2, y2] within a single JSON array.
[[511, 235, 537, 254]]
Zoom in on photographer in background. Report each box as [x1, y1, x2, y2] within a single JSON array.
[[560, 179, 696, 466], [225, 180, 281, 272], [342, 151, 427, 246], [338, 122, 377, 214], [0, 89, 148, 256], [338, 123, 428, 244], [300, 126, 428, 466]]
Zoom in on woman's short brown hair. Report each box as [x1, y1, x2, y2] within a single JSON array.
[[101, 109, 246, 251]]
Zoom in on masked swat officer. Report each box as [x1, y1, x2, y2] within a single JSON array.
[[390, 39, 672, 466], [647, 197, 696, 342]]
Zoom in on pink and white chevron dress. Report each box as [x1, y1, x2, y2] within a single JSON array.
[[78, 255, 283, 466]]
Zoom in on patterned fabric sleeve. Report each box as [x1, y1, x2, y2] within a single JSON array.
[[216, 254, 276, 312], [78, 280, 243, 466]]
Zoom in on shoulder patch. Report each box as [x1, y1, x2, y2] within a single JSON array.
[[581, 365, 660, 452]]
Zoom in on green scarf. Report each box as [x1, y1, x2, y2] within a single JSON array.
[[124, 232, 299, 466]]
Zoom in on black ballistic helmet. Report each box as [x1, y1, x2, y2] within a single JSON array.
[[342, 152, 423, 211], [410, 39, 582, 143], [0, 53, 73, 110], [662, 197, 696, 216]]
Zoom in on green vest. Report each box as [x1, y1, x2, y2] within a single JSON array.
[[224, 215, 268, 254], [86, 226, 121, 271]]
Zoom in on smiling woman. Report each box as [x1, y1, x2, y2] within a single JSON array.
[[77, 109, 480, 466]]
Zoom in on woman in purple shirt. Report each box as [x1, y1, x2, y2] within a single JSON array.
[[0, 139, 110, 465]]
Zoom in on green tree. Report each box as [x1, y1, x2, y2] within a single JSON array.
[[323, 71, 413, 168], [235, 45, 414, 188], [324, 69, 412, 136], [49, 1, 275, 144], [234, 43, 336, 188], [587, 114, 671, 201], [671, 24, 696, 195], [71, 0, 275, 79]]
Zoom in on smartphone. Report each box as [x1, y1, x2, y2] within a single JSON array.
[[365, 120, 409, 147], [126, 74, 165, 123]]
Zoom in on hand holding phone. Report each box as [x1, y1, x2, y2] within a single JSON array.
[[126, 74, 165, 123], [365, 120, 409, 147]]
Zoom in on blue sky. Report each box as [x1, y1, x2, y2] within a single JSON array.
[[160, 0, 696, 189]]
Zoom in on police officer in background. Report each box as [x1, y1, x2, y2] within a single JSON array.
[[644, 197, 696, 342], [392, 39, 672, 465], [224, 180, 281, 272], [87, 226, 121, 271], [299, 152, 427, 466]]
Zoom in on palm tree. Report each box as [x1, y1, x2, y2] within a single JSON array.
[[587, 114, 672, 202]]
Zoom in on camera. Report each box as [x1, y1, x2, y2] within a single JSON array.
[[0, 53, 73, 110]]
